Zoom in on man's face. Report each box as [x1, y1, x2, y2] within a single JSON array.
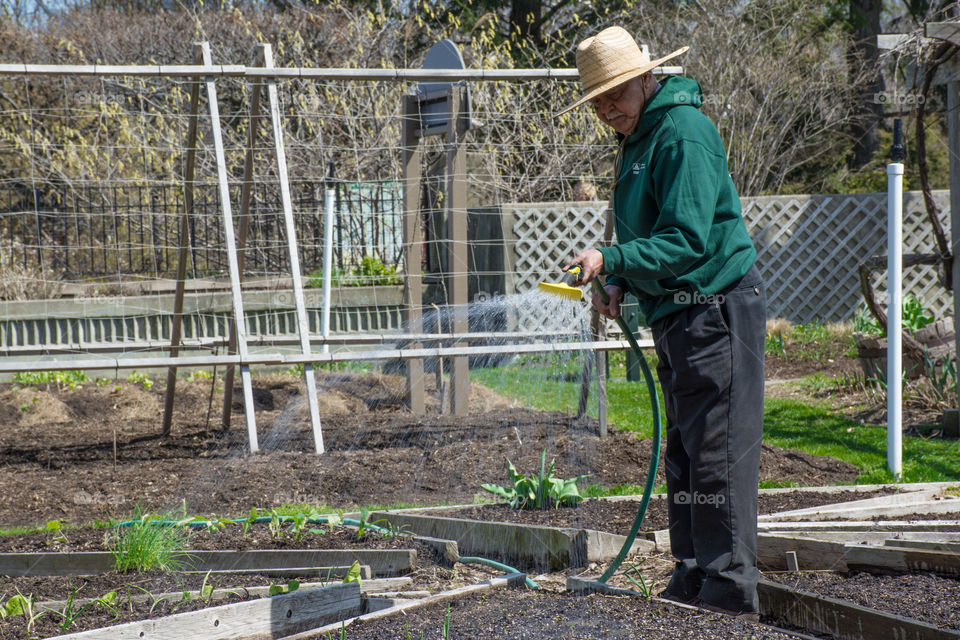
[[591, 75, 649, 136]]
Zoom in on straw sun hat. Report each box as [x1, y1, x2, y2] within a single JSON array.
[[557, 26, 689, 116]]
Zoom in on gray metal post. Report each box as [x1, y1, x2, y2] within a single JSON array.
[[948, 81, 960, 414], [201, 42, 260, 453], [161, 43, 204, 438], [446, 85, 470, 416], [262, 44, 325, 453], [402, 94, 426, 413]]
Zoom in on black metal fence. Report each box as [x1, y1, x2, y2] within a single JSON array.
[[0, 180, 403, 281]]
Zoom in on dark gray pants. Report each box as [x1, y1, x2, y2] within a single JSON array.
[[652, 265, 765, 614]]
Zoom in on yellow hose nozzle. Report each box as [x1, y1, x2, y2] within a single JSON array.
[[537, 281, 583, 300]]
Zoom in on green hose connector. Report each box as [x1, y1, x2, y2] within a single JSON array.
[[457, 556, 539, 589], [591, 278, 663, 585]]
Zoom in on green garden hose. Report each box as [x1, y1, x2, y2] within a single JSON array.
[[591, 278, 663, 584], [458, 557, 539, 589]]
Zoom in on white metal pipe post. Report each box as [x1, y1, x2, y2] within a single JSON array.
[[887, 119, 905, 478], [321, 173, 335, 355], [263, 44, 325, 453], [201, 42, 260, 454]]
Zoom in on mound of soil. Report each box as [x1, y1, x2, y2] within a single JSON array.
[[0, 372, 859, 528]]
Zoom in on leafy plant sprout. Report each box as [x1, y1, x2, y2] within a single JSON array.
[[13, 369, 89, 390], [127, 371, 153, 390], [0, 589, 45, 634], [355, 506, 391, 538], [481, 450, 590, 510]]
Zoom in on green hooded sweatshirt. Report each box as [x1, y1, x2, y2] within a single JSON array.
[[598, 76, 756, 329]]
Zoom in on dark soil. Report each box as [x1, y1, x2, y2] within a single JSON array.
[[0, 523, 437, 554], [0, 372, 861, 529], [764, 333, 861, 381], [0, 563, 462, 640], [769, 571, 960, 630], [821, 510, 960, 522], [0, 572, 261, 640], [335, 588, 800, 640], [430, 489, 898, 535]]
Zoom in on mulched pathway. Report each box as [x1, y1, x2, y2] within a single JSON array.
[[425, 489, 897, 535], [769, 571, 960, 630]]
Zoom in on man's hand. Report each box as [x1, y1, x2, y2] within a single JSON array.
[[563, 249, 604, 284], [593, 284, 624, 319]]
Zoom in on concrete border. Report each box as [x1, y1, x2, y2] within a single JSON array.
[[758, 579, 960, 640], [56, 582, 362, 640], [370, 511, 655, 572], [281, 573, 527, 640]]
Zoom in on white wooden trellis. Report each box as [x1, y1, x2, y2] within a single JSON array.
[[507, 190, 953, 325]]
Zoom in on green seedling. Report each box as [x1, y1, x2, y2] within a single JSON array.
[[442, 603, 452, 639], [1, 591, 45, 634], [268, 579, 300, 596], [186, 369, 213, 382], [241, 507, 258, 536], [268, 509, 284, 538], [765, 333, 785, 357], [355, 507, 390, 539], [287, 512, 310, 542], [97, 591, 119, 622], [199, 571, 215, 602], [624, 562, 652, 597], [127, 371, 153, 390], [405, 622, 425, 640], [193, 516, 229, 537], [481, 450, 590, 510], [49, 584, 103, 632], [46, 519, 68, 545], [343, 560, 362, 587], [13, 369, 89, 390]]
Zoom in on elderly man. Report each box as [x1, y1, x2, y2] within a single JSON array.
[[561, 27, 765, 619]]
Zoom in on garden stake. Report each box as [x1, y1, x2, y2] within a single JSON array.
[[537, 266, 663, 584]]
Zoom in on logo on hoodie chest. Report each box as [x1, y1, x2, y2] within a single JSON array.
[[631, 161, 646, 175]]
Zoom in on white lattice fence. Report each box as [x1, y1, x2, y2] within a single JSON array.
[[507, 202, 608, 332], [505, 190, 952, 325]]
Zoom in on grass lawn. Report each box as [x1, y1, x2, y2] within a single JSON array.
[[472, 354, 960, 485]]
